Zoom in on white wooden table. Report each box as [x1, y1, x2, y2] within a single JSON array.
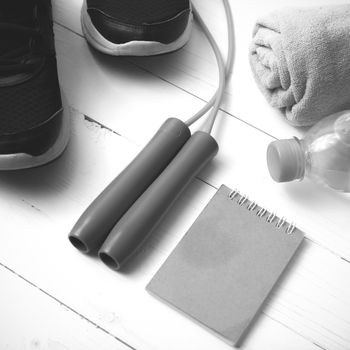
[[1, 0, 350, 349]]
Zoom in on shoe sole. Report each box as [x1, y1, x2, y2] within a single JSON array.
[[0, 92, 71, 170], [81, 0, 193, 56]]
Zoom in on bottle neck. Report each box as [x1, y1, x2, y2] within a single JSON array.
[[293, 138, 306, 181]]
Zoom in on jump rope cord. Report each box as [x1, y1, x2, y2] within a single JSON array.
[[185, 0, 235, 133]]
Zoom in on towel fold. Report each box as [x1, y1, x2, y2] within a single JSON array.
[[249, 4, 350, 127]]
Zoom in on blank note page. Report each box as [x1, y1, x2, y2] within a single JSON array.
[[147, 185, 304, 346]]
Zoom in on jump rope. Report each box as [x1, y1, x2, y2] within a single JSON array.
[[69, 0, 235, 270]]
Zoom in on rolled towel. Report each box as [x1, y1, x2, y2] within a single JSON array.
[[249, 4, 350, 127]]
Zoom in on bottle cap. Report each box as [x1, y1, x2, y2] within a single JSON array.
[[266, 138, 305, 183]]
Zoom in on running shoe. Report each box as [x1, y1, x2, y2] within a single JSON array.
[[81, 0, 193, 56], [0, 0, 70, 170]]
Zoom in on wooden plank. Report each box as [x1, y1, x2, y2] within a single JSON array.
[[51, 24, 350, 263], [0, 263, 129, 350], [53, 0, 340, 140], [54, 24, 205, 145], [2, 1, 350, 348], [0, 111, 349, 350]]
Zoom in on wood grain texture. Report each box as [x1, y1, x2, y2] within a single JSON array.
[[53, 0, 346, 139], [1, 0, 349, 349], [0, 263, 130, 350], [52, 24, 350, 262], [0, 111, 349, 350]]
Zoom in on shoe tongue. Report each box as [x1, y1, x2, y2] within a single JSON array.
[[0, 0, 36, 19], [0, 0, 36, 55], [0, 36, 28, 57]]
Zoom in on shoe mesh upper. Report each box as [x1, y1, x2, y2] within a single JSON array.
[[0, 57, 61, 135], [0, 0, 62, 136], [86, 0, 190, 25]]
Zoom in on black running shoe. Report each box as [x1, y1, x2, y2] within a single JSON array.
[[81, 0, 193, 56], [0, 0, 70, 170]]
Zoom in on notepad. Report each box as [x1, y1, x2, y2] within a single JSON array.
[[147, 185, 304, 347]]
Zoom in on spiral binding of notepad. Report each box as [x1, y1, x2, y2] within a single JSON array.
[[228, 189, 296, 235]]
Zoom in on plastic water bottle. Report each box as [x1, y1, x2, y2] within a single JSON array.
[[266, 111, 350, 192]]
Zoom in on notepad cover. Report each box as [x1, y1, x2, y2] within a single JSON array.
[[146, 185, 304, 346]]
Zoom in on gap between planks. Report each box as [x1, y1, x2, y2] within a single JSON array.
[[0, 258, 322, 350], [0, 261, 136, 350], [0, 112, 344, 350], [81, 110, 349, 266], [53, 21, 278, 142]]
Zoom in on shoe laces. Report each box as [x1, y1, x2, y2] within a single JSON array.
[[0, 1, 46, 78]]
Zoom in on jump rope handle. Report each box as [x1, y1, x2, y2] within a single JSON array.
[[98, 131, 219, 270], [68, 118, 191, 253]]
